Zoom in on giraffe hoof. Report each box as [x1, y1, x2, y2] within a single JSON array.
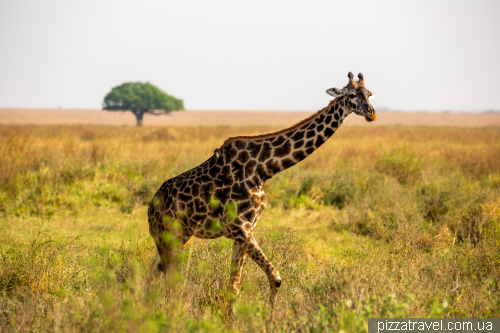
[[275, 277, 282, 288], [227, 306, 236, 317]]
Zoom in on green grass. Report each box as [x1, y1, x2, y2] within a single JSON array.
[[0, 125, 499, 332]]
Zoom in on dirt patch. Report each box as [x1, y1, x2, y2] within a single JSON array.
[[1, 108, 499, 127]]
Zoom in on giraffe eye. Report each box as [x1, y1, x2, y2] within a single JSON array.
[[348, 93, 356, 99]]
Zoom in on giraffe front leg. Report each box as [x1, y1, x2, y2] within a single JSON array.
[[228, 241, 247, 316], [237, 234, 281, 313]]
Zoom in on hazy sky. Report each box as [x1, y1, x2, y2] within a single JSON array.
[[1, 0, 499, 112]]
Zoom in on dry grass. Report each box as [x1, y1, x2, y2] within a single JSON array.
[[0, 124, 499, 332]]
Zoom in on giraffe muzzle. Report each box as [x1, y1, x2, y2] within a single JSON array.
[[364, 110, 377, 122]]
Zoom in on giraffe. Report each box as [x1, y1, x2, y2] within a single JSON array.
[[147, 72, 377, 315]]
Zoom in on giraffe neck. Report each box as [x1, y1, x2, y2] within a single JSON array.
[[261, 96, 350, 176], [219, 96, 351, 188]]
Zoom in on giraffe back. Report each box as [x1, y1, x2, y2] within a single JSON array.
[[148, 152, 267, 241]]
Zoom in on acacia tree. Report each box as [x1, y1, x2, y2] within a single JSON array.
[[103, 82, 184, 126]]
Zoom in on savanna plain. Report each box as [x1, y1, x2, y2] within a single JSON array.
[[0, 123, 499, 332]]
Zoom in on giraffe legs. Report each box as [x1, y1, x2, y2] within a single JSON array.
[[149, 226, 193, 279], [149, 234, 177, 279], [150, 250, 165, 278], [227, 241, 247, 316], [237, 234, 281, 313]]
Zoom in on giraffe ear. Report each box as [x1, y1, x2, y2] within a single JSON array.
[[326, 87, 345, 97]]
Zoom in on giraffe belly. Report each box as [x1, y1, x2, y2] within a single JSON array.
[[191, 217, 226, 239]]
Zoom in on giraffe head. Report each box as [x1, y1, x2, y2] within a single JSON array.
[[326, 72, 377, 122]]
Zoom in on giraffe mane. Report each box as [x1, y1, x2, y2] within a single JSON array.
[[220, 97, 340, 149]]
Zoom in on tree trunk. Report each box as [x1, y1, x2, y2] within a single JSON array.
[[134, 111, 144, 126]]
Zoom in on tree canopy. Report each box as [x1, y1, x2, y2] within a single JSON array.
[[102, 82, 184, 126]]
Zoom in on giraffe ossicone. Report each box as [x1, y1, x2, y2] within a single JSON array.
[[148, 72, 377, 316]]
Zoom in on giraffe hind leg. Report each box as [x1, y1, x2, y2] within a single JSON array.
[[149, 235, 171, 280], [149, 225, 193, 279], [148, 216, 177, 279], [227, 241, 247, 317], [150, 250, 166, 278]]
